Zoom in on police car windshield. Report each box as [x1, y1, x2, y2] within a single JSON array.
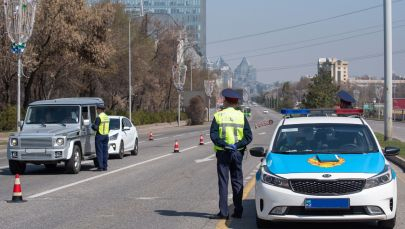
[[109, 119, 120, 130], [272, 124, 379, 154], [25, 106, 80, 124]]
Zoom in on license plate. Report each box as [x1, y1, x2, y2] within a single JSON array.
[[305, 198, 350, 209]]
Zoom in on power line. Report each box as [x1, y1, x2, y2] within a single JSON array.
[[208, 19, 405, 59], [256, 49, 405, 73], [223, 24, 405, 62], [207, 0, 404, 45]]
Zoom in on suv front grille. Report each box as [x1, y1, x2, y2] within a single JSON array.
[[289, 179, 365, 195], [21, 138, 53, 148]]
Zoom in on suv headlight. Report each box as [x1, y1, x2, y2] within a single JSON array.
[[110, 133, 118, 141], [261, 165, 290, 189], [55, 138, 65, 146], [364, 165, 392, 189], [10, 138, 18, 146]]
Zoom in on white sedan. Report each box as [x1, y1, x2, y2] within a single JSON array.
[[108, 116, 139, 159]]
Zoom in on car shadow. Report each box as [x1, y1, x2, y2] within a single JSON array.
[[155, 210, 213, 219], [0, 163, 96, 176]]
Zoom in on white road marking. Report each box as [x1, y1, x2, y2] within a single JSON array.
[[173, 134, 184, 137], [139, 140, 146, 143], [136, 197, 159, 200], [195, 154, 215, 163], [181, 146, 198, 152], [0, 165, 8, 169], [28, 154, 172, 199], [205, 133, 210, 136], [258, 132, 266, 135], [245, 176, 252, 180]]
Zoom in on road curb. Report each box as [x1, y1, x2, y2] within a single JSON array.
[[387, 156, 405, 171]]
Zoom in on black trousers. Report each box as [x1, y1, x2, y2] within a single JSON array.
[[95, 134, 109, 169], [216, 149, 244, 217]]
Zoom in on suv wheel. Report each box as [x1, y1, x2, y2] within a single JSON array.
[[131, 139, 138, 156], [65, 145, 82, 174], [9, 160, 26, 175], [378, 216, 396, 229], [118, 141, 124, 159]]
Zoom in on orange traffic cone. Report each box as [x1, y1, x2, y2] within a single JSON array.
[[8, 174, 26, 203], [174, 140, 180, 153], [149, 132, 154, 141], [199, 134, 204, 145]]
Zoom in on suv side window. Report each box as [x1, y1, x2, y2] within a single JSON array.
[[90, 106, 96, 122]]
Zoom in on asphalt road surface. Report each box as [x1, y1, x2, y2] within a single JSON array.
[[0, 107, 403, 229], [366, 119, 405, 141]]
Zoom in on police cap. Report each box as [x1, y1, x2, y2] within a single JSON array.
[[221, 88, 241, 100], [96, 103, 106, 110]]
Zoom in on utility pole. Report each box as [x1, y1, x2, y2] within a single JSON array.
[[190, 64, 193, 91], [384, 0, 393, 140], [128, 18, 132, 121]]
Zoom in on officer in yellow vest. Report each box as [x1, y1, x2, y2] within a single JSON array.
[[209, 89, 253, 219], [92, 104, 110, 171]]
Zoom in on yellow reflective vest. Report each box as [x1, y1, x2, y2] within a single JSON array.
[[98, 112, 110, 135], [213, 107, 245, 152]]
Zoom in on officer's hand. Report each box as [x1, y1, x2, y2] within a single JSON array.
[[225, 144, 237, 151]]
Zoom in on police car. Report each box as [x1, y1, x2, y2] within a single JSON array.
[[250, 109, 400, 228]]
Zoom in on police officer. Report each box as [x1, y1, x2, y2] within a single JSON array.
[[92, 104, 110, 171], [210, 88, 253, 219]]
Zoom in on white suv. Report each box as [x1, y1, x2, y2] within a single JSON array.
[[250, 109, 400, 228]]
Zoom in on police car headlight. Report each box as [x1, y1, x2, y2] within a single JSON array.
[[364, 165, 392, 189], [10, 138, 18, 146], [109, 133, 118, 141], [55, 138, 64, 146], [262, 166, 290, 189]]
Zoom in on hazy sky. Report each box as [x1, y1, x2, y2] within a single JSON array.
[[206, 0, 405, 84]]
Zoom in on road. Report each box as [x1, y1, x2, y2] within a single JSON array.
[[0, 107, 403, 229], [366, 120, 405, 141]]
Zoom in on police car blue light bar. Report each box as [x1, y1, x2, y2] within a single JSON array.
[[280, 109, 310, 115]]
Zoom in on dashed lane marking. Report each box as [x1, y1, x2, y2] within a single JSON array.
[[28, 154, 172, 199], [258, 132, 266, 135]]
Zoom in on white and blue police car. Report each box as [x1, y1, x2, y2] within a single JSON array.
[[250, 109, 400, 228]]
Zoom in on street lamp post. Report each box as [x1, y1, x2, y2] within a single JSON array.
[[172, 64, 187, 126], [204, 80, 214, 121], [128, 18, 132, 121], [4, 0, 38, 132]]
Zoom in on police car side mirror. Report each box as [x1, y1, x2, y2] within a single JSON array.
[[384, 146, 400, 156], [250, 147, 265, 157]]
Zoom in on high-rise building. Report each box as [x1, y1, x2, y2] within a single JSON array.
[[88, 0, 206, 57], [318, 58, 349, 85]]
